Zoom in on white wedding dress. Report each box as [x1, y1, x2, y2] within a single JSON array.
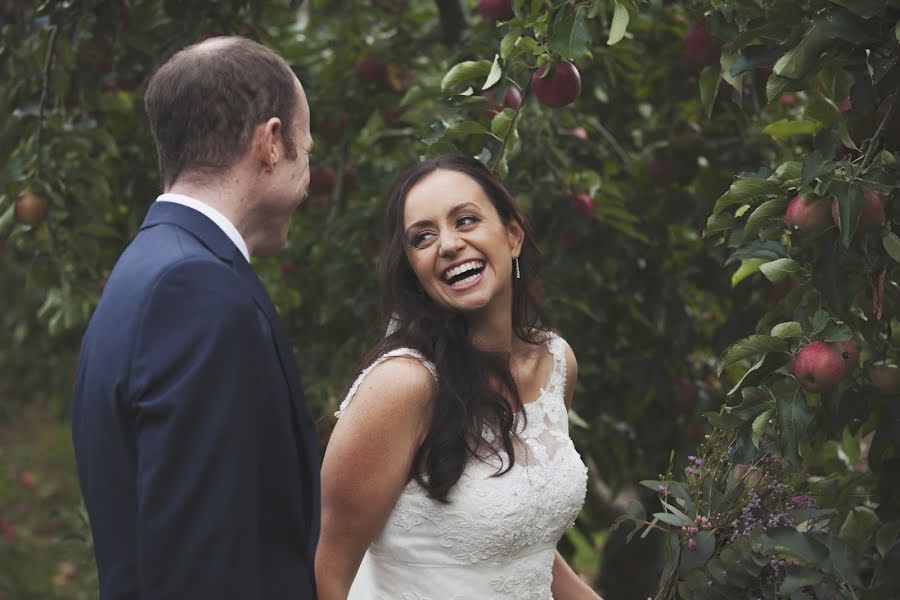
[[336, 334, 588, 600]]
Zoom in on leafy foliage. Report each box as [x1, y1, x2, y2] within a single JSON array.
[[5, 0, 899, 597]]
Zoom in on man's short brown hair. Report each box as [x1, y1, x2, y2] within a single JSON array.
[[145, 37, 300, 188]]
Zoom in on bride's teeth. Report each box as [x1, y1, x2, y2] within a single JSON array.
[[444, 261, 483, 281]]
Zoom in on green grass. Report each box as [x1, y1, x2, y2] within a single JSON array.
[[0, 403, 97, 599]]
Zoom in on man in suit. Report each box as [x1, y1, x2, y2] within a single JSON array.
[[71, 36, 319, 599]]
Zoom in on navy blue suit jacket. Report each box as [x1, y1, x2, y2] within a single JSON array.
[[72, 202, 320, 599]]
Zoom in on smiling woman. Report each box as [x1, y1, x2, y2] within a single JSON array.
[[315, 155, 603, 600]]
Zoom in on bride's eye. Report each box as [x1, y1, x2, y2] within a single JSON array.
[[410, 231, 433, 247], [457, 215, 480, 227]]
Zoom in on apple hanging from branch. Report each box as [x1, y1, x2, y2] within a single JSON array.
[[531, 61, 581, 108]]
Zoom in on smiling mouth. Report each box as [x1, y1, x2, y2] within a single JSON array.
[[442, 260, 486, 286]]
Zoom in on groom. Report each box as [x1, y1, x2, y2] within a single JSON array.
[[71, 37, 319, 599]]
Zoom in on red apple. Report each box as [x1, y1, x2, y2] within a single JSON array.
[[385, 63, 415, 93], [308, 167, 336, 194], [790, 341, 847, 392], [779, 93, 797, 107], [356, 58, 386, 86], [675, 376, 698, 413], [484, 86, 523, 117], [647, 154, 673, 188], [478, 0, 514, 22], [531, 61, 581, 108], [832, 340, 859, 375], [869, 361, 900, 394], [566, 192, 595, 220], [382, 106, 409, 129], [784, 195, 832, 233], [15, 191, 48, 226], [831, 189, 884, 234], [17, 471, 36, 491], [0, 517, 15, 542], [766, 279, 796, 301], [681, 19, 721, 75]]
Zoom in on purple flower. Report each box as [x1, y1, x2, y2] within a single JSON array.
[[658, 484, 669, 494]]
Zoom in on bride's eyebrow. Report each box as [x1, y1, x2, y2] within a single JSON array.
[[404, 202, 483, 234]]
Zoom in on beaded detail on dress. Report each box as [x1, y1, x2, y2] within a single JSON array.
[[339, 334, 588, 600]]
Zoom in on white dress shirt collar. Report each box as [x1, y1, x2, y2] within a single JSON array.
[[156, 193, 250, 262]]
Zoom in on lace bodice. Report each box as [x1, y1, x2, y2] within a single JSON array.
[[336, 334, 588, 600]]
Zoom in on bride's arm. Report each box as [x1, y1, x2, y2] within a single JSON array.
[[551, 339, 603, 599], [551, 551, 604, 599], [315, 358, 435, 600]]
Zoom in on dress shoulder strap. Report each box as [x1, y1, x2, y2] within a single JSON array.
[[335, 348, 437, 417], [543, 332, 569, 403]]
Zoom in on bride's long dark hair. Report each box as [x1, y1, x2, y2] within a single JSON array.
[[361, 155, 550, 502]]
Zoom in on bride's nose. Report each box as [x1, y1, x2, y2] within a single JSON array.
[[438, 229, 465, 257]]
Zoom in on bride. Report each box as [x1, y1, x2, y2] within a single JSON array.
[[315, 155, 602, 600]]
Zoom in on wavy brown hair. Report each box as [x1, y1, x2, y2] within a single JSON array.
[[362, 155, 550, 502]]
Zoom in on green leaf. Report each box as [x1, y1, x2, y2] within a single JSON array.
[[815, 533, 862, 587], [548, 7, 591, 59], [763, 119, 821, 140], [876, 521, 900, 557], [834, 182, 863, 248], [777, 390, 814, 465], [482, 55, 502, 91], [728, 353, 788, 397], [813, 232, 856, 315], [721, 335, 789, 373], [607, 1, 629, 46], [767, 74, 793, 103], [704, 410, 744, 430], [883, 232, 900, 263], [727, 240, 791, 265], [731, 258, 767, 287], [699, 65, 720, 120], [771, 321, 804, 338], [800, 149, 835, 187], [779, 566, 824, 594], [827, 0, 882, 19], [704, 211, 736, 237], [653, 512, 689, 527], [760, 258, 804, 283], [490, 108, 514, 138], [441, 60, 493, 92], [773, 24, 833, 80], [725, 388, 772, 421], [445, 120, 489, 137], [839, 506, 881, 561], [770, 161, 803, 183], [811, 309, 830, 335], [759, 527, 830, 564], [680, 531, 715, 573], [500, 31, 519, 60], [819, 321, 852, 342], [752, 408, 775, 448], [712, 177, 782, 216], [743, 198, 790, 241], [804, 92, 840, 127]]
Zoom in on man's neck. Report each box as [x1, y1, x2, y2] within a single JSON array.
[[166, 177, 252, 248]]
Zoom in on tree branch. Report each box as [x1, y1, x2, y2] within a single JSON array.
[[36, 25, 60, 182], [861, 90, 898, 172], [434, 0, 467, 45], [490, 78, 531, 174]]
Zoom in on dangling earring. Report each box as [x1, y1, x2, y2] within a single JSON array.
[[513, 256, 521, 279]]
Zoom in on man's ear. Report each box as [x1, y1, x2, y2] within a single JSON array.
[[507, 219, 525, 257], [256, 117, 283, 171]]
